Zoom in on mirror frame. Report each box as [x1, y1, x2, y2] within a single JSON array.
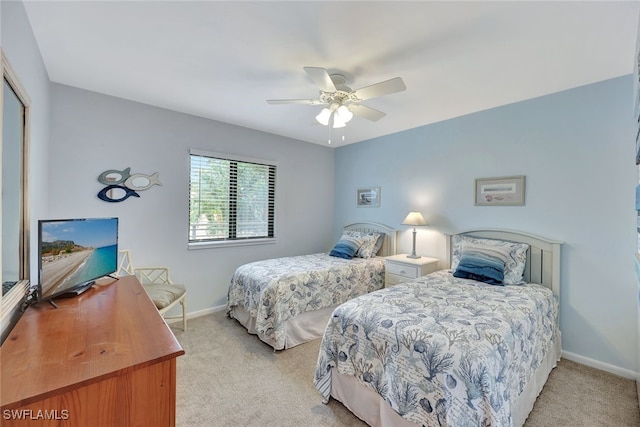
[[0, 49, 31, 333]]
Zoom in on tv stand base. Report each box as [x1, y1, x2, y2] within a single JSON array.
[[47, 281, 96, 308]]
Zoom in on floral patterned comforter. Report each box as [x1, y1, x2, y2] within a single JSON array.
[[314, 270, 559, 427], [226, 253, 385, 349]]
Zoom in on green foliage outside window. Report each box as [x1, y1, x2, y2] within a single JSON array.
[[189, 152, 275, 242]]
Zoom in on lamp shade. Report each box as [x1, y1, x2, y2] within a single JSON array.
[[402, 212, 428, 226], [335, 105, 353, 124], [315, 108, 332, 126], [316, 105, 353, 128], [332, 114, 347, 128]]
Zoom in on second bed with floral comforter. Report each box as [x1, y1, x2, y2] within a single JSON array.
[[314, 269, 559, 426], [227, 253, 385, 350]]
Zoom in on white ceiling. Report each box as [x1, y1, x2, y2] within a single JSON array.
[[22, 1, 640, 147]]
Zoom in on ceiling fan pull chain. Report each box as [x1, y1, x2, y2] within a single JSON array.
[[328, 122, 335, 144]]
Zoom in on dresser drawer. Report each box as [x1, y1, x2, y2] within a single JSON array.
[[386, 262, 419, 278]]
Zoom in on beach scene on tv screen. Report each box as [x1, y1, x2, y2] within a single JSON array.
[[40, 219, 117, 299]]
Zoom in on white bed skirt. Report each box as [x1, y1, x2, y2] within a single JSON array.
[[230, 305, 336, 350], [328, 331, 562, 427]]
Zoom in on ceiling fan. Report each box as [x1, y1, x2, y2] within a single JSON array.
[[267, 67, 406, 128]]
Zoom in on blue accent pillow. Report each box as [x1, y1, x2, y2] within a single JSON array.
[[451, 236, 529, 285], [453, 251, 505, 286], [329, 234, 366, 259]]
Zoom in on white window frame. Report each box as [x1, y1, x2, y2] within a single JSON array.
[[188, 149, 277, 250]]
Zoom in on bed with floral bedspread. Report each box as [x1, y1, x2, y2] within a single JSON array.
[[314, 269, 559, 426], [226, 253, 385, 350]]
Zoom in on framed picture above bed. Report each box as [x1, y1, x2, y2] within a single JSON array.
[[475, 175, 525, 206], [356, 187, 380, 207]]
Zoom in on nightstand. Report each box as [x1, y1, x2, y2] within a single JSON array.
[[384, 254, 440, 287]]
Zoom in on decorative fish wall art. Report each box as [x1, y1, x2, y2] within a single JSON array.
[[97, 167, 162, 203]]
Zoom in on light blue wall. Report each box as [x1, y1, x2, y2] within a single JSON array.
[[47, 84, 335, 312], [334, 75, 637, 376]]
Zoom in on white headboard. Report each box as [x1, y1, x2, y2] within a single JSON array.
[[344, 222, 397, 257], [445, 229, 562, 296]]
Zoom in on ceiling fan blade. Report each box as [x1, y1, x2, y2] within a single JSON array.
[[349, 104, 386, 122], [353, 77, 406, 101], [303, 67, 337, 93], [267, 99, 325, 105]]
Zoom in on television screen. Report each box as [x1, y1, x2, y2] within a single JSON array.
[[38, 217, 118, 300]]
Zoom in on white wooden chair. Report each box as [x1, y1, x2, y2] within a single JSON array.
[[117, 249, 187, 330]]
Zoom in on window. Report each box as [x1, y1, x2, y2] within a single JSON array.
[[189, 149, 276, 247]]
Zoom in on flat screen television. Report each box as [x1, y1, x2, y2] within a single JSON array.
[[38, 217, 118, 301]]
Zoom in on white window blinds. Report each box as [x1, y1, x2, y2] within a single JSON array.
[[189, 150, 276, 243]]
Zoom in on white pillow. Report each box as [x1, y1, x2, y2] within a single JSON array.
[[345, 230, 385, 258]]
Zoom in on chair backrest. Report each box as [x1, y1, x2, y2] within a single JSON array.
[[117, 250, 135, 277], [136, 268, 172, 285], [117, 250, 174, 285]]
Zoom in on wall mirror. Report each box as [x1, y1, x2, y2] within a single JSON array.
[[1, 50, 31, 337], [130, 176, 150, 188]]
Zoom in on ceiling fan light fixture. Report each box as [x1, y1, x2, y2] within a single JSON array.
[[315, 107, 332, 126], [317, 104, 352, 128], [335, 105, 353, 124], [268, 67, 406, 138], [332, 115, 347, 128]]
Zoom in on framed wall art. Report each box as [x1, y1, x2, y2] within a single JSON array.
[[475, 176, 525, 206], [356, 187, 380, 208]]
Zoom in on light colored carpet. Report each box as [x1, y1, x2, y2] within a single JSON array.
[[171, 312, 640, 427]]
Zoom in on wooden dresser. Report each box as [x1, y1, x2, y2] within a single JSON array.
[[0, 275, 185, 426]]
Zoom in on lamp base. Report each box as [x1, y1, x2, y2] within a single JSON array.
[[407, 229, 420, 259]]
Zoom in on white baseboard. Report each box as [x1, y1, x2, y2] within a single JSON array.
[[562, 350, 637, 380], [163, 304, 226, 324]]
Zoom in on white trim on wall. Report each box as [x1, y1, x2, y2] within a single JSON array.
[[562, 350, 636, 380]]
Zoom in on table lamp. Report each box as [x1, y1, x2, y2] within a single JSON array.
[[402, 212, 428, 259]]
